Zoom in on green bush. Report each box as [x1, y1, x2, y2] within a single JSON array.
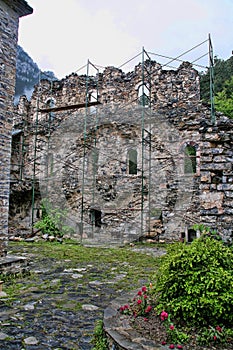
[[34, 199, 74, 238], [153, 236, 233, 327]]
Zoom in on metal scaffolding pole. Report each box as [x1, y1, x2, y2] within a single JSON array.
[[31, 73, 41, 233], [209, 34, 215, 124], [140, 47, 152, 237], [81, 60, 99, 242]]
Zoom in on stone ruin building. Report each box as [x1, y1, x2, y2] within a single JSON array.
[[0, 0, 32, 257], [10, 56, 233, 246]]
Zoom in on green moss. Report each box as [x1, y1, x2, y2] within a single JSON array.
[[4, 240, 163, 305]]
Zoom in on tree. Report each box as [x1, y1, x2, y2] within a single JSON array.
[[200, 56, 233, 104], [215, 76, 233, 118]]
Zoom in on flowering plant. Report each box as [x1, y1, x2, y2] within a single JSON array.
[[119, 285, 153, 319], [159, 310, 189, 348], [197, 325, 229, 345]]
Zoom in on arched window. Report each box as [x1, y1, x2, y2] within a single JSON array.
[[46, 97, 56, 121], [184, 145, 196, 174], [128, 149, 137, 175], [89, 90, 98, 114], [138, 84, 150, 107]]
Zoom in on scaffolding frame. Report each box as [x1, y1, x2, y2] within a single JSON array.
[[11, 36, 215, 242]]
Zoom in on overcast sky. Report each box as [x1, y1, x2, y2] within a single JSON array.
[[18, 0, 233, 79]]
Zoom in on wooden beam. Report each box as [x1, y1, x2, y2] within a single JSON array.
[[38, 101, 101, 113]]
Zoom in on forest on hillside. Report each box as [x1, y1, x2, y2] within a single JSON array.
[[200, 55, 233, 118]]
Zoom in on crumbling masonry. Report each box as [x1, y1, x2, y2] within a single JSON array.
[[0, 0, 32, 257], [11, 59, 233, 245]]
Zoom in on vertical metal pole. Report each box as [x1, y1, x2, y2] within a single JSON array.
[[141, 48, 145, 237], [45, 81, 53, 198], [209, 34, 215, 124], [148, 57, 152, 236], [81, 60, 89, 242], [19, 131, 24, 180], [91, 64, 99, 237], [31, 72, 41, 233]]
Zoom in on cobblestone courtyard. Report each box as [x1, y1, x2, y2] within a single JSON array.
[[0, 241, 164, 349]]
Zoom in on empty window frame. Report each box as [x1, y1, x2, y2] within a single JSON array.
[[187, 228, 197, 243], [128, 149, 137, 175], [89, 91, 98, 114], [184, 145, 196, 174], [138, 84, 150, 107], [46, 97, 56, 121], [90, 209, 102, 227]]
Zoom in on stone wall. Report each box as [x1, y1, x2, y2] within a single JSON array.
[[199, 117, 233, 242], [0, 0, 32, 256], [11, 60, 233, 244]]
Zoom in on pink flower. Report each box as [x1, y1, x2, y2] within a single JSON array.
[[160, 310, 168, 321], [216, 326, 222, 332], [169, 324, 175, 330], [213, 335, 217, 341], [169, 344, 175, 349], [144, 317, 148, 322], [161, 341, 166, 345], [137, 299, 142, 304], [137, 290, 142, 296], [177, 345, 183, 349], [142, 286, 147, 292], [145, 305, 152, 313], [144, 294, 148, 299], [119, 304, 130, 313]]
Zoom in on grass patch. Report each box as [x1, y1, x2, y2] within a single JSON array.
[[2, 240, 164, 306]]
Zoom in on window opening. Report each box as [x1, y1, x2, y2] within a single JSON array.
[[138, 84, 149, 107], [46, 98, 55, 121], [89, 91, 98, 114], [128, 149, 137, 175], [212, 170, 223, 184], [184, 145, 196, 174], [90, 209, 102, 227], [188, 228, 197, 242], [181, 232, 185, 243]]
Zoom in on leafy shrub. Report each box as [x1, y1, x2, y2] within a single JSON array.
[[34, 199, 74, 238], [153, 236, 233, 327]]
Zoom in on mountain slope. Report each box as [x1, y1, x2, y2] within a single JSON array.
[[15, 45, 57, 103]]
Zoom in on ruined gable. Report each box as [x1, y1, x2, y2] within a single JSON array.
[[11, 59, 233, 244]]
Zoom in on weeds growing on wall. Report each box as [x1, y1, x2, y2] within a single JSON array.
[[91, 320, 109, 350], [34, 199, 74, 238]]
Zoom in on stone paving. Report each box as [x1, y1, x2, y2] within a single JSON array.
[[0, 244, 165, 350]]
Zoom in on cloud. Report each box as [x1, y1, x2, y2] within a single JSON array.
[[19, 0, 233, 78]]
